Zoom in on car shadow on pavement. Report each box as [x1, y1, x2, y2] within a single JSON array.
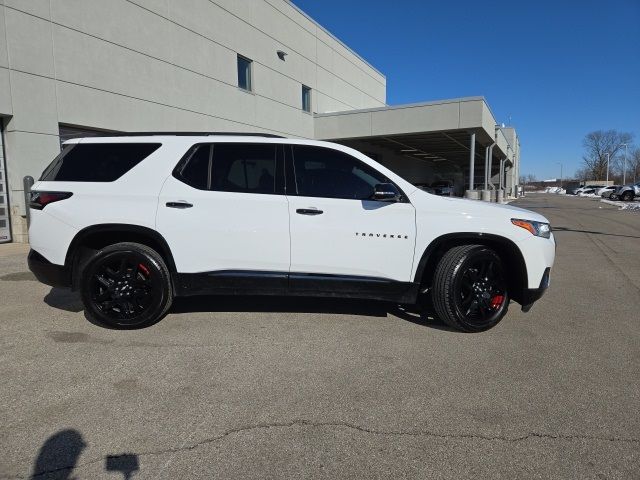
[[44, 287, 84, 313], [29, 429, 140, 479], [171, 295, 459, 332], [43, 288, 459, 332], [553, 226, 640, 239]]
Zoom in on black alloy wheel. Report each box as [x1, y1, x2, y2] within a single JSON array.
[[431, 245, 509, 332], [80, 243, 172, 328]]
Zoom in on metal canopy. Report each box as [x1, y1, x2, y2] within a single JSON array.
[[347, 131, 486, 165], [314, 97, 518, 195], [314, 96, 511, 165]]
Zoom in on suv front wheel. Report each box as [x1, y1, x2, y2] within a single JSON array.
[[80, 242, 173, 329], [431, 245, 509, 332]]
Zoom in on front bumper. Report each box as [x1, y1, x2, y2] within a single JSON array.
[[28, 249, 71, 288], [520, 267, 551, 312]]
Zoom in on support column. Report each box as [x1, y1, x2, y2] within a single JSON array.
[[465, 133, 481, 199], [484, 147, 489, 190], [468, 132, 475, 190], [482, 143, 495, 201], [497, 158, 505, 203]]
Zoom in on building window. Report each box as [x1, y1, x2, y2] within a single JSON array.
[[302, 85, 311, 112], [237, 55, 253, 92]]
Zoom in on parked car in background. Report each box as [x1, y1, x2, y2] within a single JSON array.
[[572, 184, 606, 195], [563, 181, 580, 194], [431, 181, 454, 196], [414, 183, 435, 194], [614, 182, 640, 201], [597, 186, 619, 199]]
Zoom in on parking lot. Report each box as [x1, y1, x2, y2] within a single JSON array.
[[1, 194, 639, 479]]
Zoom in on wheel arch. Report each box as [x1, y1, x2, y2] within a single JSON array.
[[414, 233, 528, 305], [65, 224, 177, 291]]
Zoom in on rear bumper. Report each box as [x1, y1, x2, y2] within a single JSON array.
[[520, 267, 551, 312], [28, 249, 71, 288]]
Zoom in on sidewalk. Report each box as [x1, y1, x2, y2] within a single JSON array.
[[0, 242, 30, 258]]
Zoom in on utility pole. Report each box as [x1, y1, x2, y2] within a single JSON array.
[[606, 152, 610, 184], [621, 143, 628, 185], [557, 162, 563, 190]]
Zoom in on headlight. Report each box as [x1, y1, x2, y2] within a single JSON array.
[[511, 218, 552, 239]]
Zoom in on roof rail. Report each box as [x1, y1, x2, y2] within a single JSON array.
[[90, 131, 285, 138]]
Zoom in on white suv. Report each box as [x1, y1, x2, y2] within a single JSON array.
[[28, 133, 555, 332]]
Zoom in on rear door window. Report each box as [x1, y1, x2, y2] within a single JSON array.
[[211, 143, 277, 194], [41, 143, 161, 182]]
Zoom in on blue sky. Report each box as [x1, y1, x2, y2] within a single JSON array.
[[292, 0, 640, 180]]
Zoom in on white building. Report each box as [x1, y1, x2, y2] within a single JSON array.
[[0, 0, 519, 243]]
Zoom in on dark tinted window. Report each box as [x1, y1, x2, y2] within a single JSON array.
[[291, 145, 388, 200], [174, 145, 211, 190], [41, 143, 160, 182], [302, 85, 311, 112], [237, 55, 252, 91], [211, 143, 276, 194]]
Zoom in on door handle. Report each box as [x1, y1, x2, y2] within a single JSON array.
[[296, 208, 323, 215], [166, 201, 193, 209]]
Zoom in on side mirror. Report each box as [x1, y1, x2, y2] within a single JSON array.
[[372, 183, 401, 202]]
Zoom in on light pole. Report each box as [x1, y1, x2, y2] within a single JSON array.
[[556, 162, 563, 190], [606, 152, 610, 184], [621, 143, 628, 185]]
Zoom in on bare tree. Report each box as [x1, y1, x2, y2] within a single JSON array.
[[630, 147, 640, 183], [581, 130, 634, 181], [574, 167, 589, 183]]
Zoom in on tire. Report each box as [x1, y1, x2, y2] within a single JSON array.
[[80, 242, 173, 329], [621, 191, 634, 202], [431, 245, 509, 332]]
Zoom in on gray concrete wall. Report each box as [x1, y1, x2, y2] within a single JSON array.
[[500, 127, 520, 197], [0, 0, 386, 241]]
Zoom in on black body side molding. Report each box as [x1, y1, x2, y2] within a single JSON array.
[[175, 271, 419, 303]]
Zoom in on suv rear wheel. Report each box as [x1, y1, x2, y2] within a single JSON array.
[[431, 245, 509, 332], [80, 242, 173, 329], [621, 191, 634, 201]]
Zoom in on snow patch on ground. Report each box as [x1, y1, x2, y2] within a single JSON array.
[[542, 187, 566, 194], [600, 198, 640, 211]]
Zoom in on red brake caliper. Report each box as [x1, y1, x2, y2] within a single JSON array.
[[490, 295, 504, 309], [138, 263, 150, 276]]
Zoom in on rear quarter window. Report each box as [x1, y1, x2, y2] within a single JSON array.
[[40, 143, 161, 182]]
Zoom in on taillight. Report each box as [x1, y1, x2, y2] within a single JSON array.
[[29, 191, 73, 210]]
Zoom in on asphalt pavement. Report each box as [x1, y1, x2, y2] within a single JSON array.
[[0, 194, 638, 479]]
